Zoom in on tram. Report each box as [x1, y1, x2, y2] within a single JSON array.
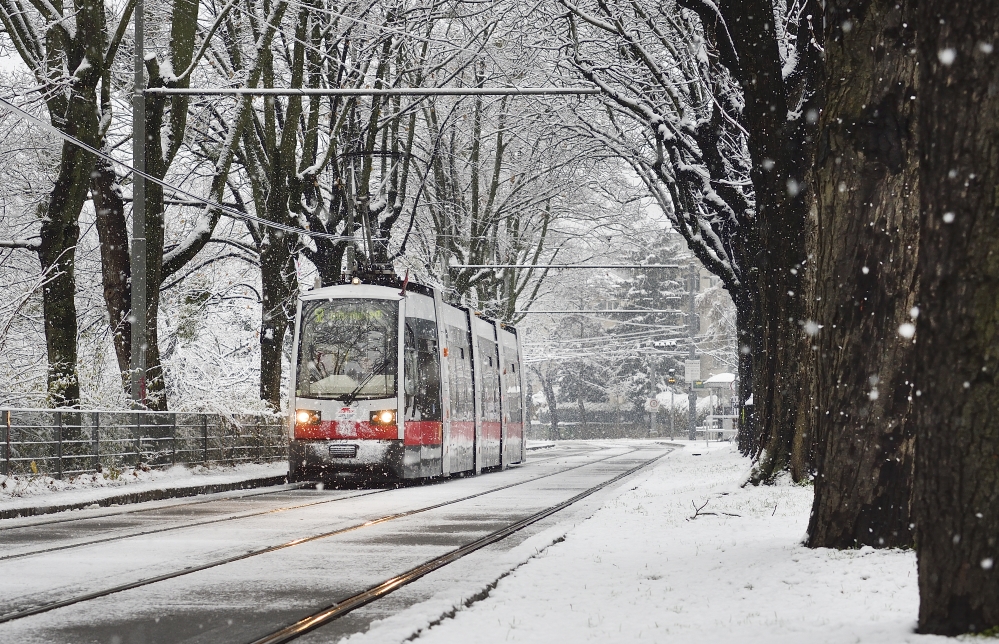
[[287, 267, 526, 482]]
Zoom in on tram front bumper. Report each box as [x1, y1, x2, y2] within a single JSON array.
[[289, 439, 404, 480]]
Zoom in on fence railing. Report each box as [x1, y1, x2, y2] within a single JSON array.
[[1, 408, 288, 479]]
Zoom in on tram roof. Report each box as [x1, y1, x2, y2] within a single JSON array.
[[300, 282, 518, 334]]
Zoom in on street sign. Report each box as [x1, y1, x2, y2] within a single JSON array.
[[645, 398, 661, 413], [684, 359, 701, 382]]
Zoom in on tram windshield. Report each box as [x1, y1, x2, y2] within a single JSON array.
[[296, 299, 398, 401]]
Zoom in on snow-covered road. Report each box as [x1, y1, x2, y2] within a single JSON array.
[[1, 441, 950, 644], [0, 441, 663, 643]]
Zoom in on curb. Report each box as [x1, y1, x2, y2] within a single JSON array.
[[526, 443, 556, 451], [0, 474, 289, 521]]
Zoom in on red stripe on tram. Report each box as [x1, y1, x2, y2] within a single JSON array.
[[404, 421, 443, 446]]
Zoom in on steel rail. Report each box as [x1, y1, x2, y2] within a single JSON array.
[[0, 447, 582, 557], [0, 483, 307, 532], [0, 488, 388, 562], [247, 449, 669, 644], [0, 446, 634, 624]]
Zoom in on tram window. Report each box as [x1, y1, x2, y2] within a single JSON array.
[[297, 299, 398, 400], [404, 318, 442, 421], [477, 337, 501, 420], [446, 324, 474, 420]]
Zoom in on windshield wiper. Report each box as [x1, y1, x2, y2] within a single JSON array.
[[342, 357, 391, 405]]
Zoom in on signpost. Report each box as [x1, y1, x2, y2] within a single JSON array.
[[645, 398, 660, 437], [684, 359, 701, 383]]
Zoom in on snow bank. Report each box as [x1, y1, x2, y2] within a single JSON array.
[[354, 440, 944, 643], [0, 461, 287, 514]]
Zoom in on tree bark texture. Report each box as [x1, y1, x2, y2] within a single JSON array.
[[807, 0, 918, 549], [38, 88, 101, 407], [259, 228, 297, 408], [91, 157, 131, 389], [913, 2, 999, 634], [719, 0, 819, 480]]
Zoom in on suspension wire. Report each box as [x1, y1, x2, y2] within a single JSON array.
[[146, 87, 602, 96], [0, 96, 358, 243]]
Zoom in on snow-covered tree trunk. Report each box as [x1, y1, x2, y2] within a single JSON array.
[[0, 0, 120, 406], [806, 0, 918, 549]]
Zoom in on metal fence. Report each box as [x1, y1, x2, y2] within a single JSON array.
[[0, 408, 288, 479]]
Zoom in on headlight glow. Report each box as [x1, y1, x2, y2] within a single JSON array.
[[296, 409, 320, 425], [370, 409, 396, 425]]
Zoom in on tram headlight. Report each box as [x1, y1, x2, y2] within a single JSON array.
[[296, 409, 321, 425], [370, 409, 396, 426]]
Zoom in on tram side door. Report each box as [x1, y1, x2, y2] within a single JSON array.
[[498, 327, 524, 466]]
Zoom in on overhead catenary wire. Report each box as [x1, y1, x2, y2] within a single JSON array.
[[0, 96, 358, 243], [452, 264, 682, 269], [145, 87, 603, 96]]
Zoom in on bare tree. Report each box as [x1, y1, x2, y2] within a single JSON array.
[[559, 0, 823, 479], [0, 0, 135, 406]]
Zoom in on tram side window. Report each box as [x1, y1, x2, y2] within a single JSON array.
[[477, 338, 501, 420], [404, 317, 442, 422], [446, 325, 474, 421], [503, 336, 523, 424], [507, 359, 522, 424]]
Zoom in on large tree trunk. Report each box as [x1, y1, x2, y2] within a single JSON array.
[[91, 156, 131, 389], [806, 0, 919, 549], [37, 90, 101, 407], [719, 0, 816, 481], [140, 92, 170, 411], [733, 291, 755, 455], [912, 3, 999, 634], [259, 226, 297, 409]]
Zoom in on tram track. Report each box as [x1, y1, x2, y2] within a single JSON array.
[[0, 445, 590, 562], [0, 442, 585, 535], [0, 488, 388, 562], [0, 483, 307, 532], [249, 449, 670, 644], [0, 444, 642, 625]]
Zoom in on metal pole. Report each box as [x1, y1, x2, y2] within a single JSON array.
[[688, 264, 698, 441], [171, 413, 177, 465], [688, 387, 697, 441], [134, 412, 142, 467], [688, 263, 697, 355], [202, 415, 208, 463], [669, 393, 674, 439], [129, 0, 147, 407], [55, 411, 63, 480], [4, 410, 10, 476], [92, 412, 100, 472], [649, 359, 657, 437]]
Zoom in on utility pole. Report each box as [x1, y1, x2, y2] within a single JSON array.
[[669, 391, 675, 439], [687, 263, 697, 441], [649, 358, 658, 437], [129, 0, 146, 407]]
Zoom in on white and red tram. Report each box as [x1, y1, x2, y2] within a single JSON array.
[[287, 277, 526, 481]]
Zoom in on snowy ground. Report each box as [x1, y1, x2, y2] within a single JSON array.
[[0, 461, 287, 513], [346, 440, 947, 644]]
